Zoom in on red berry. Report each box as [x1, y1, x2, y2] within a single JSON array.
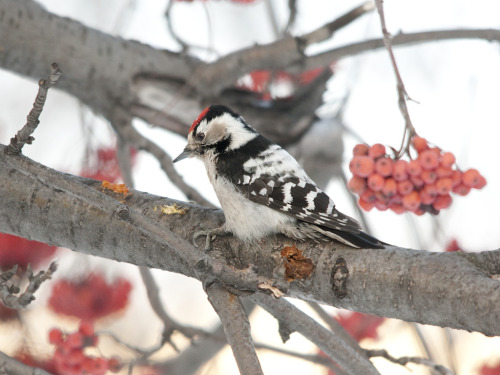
[[374, 200, 389, 211], [445, 239, 461, 252], [419, 189, 436, 205], [462, 169, 486, 189], [48, 328, 64, 345], [473, 175, 487, 189], [83, 357, 108, 375], [393, 160, 409, 181], [413, 208, 425, 216], [402, 191, 421, 211], [423, 183, 438, 199], [388, 194, 402, 205], [412, 136, 428, 152], [78, 320, 95, 337], [353, 144, 370, 156], [107, 357, 123, 373], [382, 178, 397, 198], [361, 188, 376, 203], [397, 180, 413, 196], [436, 178, 453, 195], [440, 152, 456, 167], [375, 157, 393, 177], [347, 176, 366, 195], [67, 348, 85, 365], [368, 143, 386, 159], [421, 170, 437, 184], [410, 174, 424, 189], [359, 198, 375, 211], [419, 150, 440, 170], [65, 332, 84, 349], [367, 174, 384, 192], [436, 166, 453, 178], [389, 202, 405, 214], [452, 184, 471, 196], [406, 160, 422, 176], [349, 156, 374, 178], [433, 194, 452, 210]]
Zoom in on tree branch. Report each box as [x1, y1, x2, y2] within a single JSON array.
[[374, 0, 417, 158], [0, 351, 53, 375], [207, 282, 263, 375], [366, 348, 454, 375], [0, 144, 499, 336], [0, 262, 57, 309], [139, 266, 208, 352], [4, 62, 62, 155], [2, 0, 499, 134], [303, 28, 500, 72], [251, 293, 380, 375]]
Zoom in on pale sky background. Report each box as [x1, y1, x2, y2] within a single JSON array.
[[0, 1, 499, 374]]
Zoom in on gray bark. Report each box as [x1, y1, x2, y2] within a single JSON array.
[[1, 145, 499, 337]]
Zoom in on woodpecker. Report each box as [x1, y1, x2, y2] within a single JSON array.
[[173, 105, 384, 249]]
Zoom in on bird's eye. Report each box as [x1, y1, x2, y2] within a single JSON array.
[[196, 132, 205, 142]]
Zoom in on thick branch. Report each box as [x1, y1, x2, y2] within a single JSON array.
[[1, 0, 499, 130], [0, 0, 199, 121], [0, 145, 499, 336]]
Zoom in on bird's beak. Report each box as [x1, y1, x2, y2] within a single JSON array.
[[173, 145, 195, 163]]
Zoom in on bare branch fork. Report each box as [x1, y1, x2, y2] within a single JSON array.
[[0, 262, 57, 310], [4, 62, 62, 155]]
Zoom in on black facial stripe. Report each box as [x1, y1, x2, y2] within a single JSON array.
[[211, 135, 232, 155]]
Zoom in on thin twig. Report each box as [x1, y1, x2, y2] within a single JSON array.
[[255, 342, 344, 373], [366, 348, 454, 375], [374, 0, 417, 158], [4, 63, 62, 155], [164, 0, 189, 53], [0, 262, 57, 309], [139, 266, 208, 351], [307, 302, 364, 354], [300, 1, 374, 45], [284, 0, 297, 33]]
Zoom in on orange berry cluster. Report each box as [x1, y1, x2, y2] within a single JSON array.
[[348, 136, 486, 215], [49, 321, 122, 375]]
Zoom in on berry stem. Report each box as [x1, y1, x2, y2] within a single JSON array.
[[374, 0, 417, 160]]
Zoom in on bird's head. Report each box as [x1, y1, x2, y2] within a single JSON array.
[[173, 105, 257, 163]]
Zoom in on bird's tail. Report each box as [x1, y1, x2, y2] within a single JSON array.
[[311, 225, 386, 249]]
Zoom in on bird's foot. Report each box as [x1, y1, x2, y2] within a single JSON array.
[[193, 226, 230, 251]]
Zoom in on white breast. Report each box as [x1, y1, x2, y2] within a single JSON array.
[[204, 158, 294, 242]]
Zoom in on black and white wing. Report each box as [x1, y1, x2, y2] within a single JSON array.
[[241, 174, 362, 233], [240, 175, 384, 248]]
